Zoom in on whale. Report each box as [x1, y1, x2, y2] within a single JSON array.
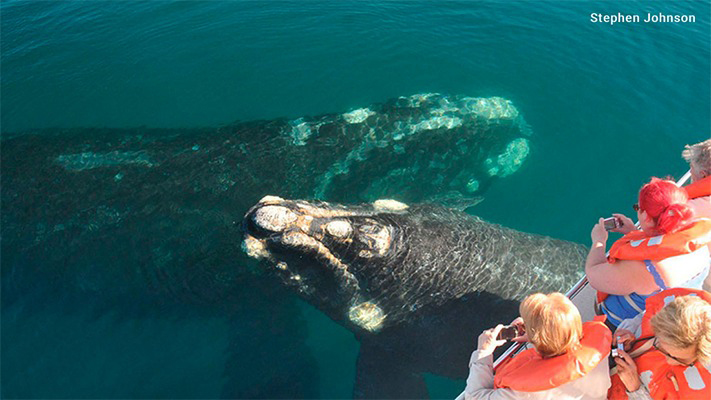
[[242, 196, 588, 399], [1, 93, 532, 398]]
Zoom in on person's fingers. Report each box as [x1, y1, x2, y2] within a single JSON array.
[[619, 349, 635, 366], [613, 213, 631, 224], [614, 332, 629, 345], [512, 334, 529, 343], [491, 324, 505, 336], [617, 331, 635, 346], [615, 357, 628, 368], [494, 339, 507, 347]]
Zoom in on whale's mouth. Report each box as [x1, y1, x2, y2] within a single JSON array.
[[242, 196, 408, 332]]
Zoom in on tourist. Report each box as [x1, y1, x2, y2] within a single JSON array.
[[586, 177, 710, 327], [464, 292, 611, 399], [682, 138, 711, 219], [608, 288, 711, 399], [681, 139, 711, 291]]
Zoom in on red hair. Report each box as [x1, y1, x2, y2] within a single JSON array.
[[638, 177, 694, 234]]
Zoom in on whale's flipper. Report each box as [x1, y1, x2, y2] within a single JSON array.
[[354, 341, 428, 399]]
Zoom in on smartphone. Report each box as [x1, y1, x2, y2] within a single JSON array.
[[611, 342, 624, 358], [603, 217, 621, 231], [497, 325, 523, 341]]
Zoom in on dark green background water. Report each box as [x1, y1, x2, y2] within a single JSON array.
[[1, 1, 709, 398]]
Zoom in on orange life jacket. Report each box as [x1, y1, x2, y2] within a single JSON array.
[[685, 175, 711, 200], [494, 315, 611, 392], [596, 219, 711, 304], [608, 288, 711, 400], [607, 219, 711, 263]]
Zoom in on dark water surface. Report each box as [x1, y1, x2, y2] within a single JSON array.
[[2, 1, 709, 398]]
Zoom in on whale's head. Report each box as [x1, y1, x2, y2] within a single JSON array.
[[242, 196, 413, 334]]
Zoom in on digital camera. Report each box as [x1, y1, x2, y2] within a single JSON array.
[[603, 217, 621, 231]]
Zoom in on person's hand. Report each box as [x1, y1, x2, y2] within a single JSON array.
[[510, 317, 529, 343], [615, 349, 642, 392], [477, 325, 508, 357], [612, 329, 635, 351], [591, 218, 608, 245], [611, 214, 636, 234]]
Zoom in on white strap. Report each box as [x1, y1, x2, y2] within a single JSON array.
[[624, 295, 645, 313], [630, 339, 654, 359], [599, 301, 625, 324]]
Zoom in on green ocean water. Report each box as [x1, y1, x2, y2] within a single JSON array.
[[1, 1, 709, 398]]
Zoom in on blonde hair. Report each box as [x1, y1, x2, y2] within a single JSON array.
[[520, 292, 582, 358], [651, 295, 711, 364], [682, 139, 711, 177]]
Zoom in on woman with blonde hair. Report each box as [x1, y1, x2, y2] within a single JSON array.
[[464, 292, 611, 399], [609, 288, 711, 399]]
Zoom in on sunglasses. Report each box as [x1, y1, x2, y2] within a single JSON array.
[[653, 338, 696, 367], [632, 204, 640, 212]]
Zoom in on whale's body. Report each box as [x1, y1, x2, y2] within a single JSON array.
[[243, 197, 588, 398], [1, 93, 532, 398]]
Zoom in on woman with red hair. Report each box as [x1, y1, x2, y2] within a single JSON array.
[[586, 177, 711, 328]]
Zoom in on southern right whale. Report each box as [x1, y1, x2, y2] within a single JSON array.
[[243, 197, 588, 399], [2, 93, 531, 398], [2, 93, 531, 305]]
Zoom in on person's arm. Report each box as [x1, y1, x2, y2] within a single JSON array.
[[586, 258, 658, 295], [463, 326, 519, 400], [626, 385, 653, 400], [614, 350, 644, 394], [585, 219, 656, 295], [464, 351, 519, 400], [585, 218, 608, 274]]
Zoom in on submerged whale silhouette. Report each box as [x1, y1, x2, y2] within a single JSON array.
[[243, 197, 587, 399], [2, 93, 532, 398]]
